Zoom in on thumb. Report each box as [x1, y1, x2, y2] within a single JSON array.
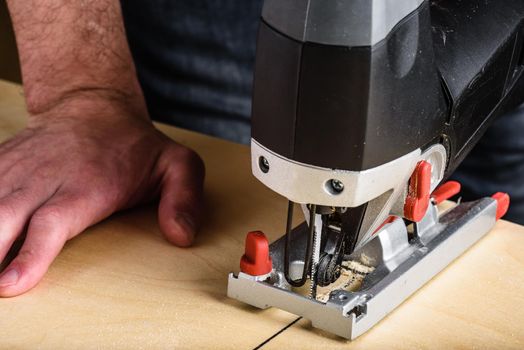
[[157, 147, 205, 247]]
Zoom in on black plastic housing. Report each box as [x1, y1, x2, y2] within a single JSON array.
[[251, 0, 524, 174]]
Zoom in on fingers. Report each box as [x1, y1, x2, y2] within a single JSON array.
[[158, 147, 205, 247], [0, 142, 206, 296], [0, 188, 50, 262], [0, 191, 105, 297]]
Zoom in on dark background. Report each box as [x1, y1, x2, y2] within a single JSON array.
[[0, 1, 21, 83]]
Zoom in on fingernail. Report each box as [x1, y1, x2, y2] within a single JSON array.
[[0, 269, 19, 287], [174, 213, 196, 244]]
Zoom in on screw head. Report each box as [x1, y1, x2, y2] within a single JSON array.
[[329, 179, 344, 194], [259, 156, 270, 173]]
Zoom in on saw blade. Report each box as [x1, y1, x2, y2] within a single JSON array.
[[309, 213, 323, 299]]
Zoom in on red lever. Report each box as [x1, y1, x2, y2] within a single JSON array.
[[404, 161, 432, 222], [431, 181, 461, 204], [492, 192, 510, 220], [372, 215, 397, 235], [240, 231, 273, 276]]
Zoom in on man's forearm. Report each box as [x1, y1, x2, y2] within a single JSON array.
[[6, 0, 146, 117]]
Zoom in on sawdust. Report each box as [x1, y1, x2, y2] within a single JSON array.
[[316, 260, 375, 303]]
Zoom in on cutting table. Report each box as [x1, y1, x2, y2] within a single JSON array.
[[0, 79, 523, 349]]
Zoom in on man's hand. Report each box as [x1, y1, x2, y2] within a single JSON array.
[[1, 0, 205, 296], [0, 97, 205, 297]]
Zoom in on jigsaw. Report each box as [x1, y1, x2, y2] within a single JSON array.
[[228, 0, 524, 339]]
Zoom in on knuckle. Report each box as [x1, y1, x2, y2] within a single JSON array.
[[0, 203, 18, 223], [176, 147, 205, 173], [82, 161, 106, 179], [34, 161, 60, 179], [31, 205, 64, 227], [30, 204, 72, 240], [16, 248, 37, 262], [82, 188, 115, 209]]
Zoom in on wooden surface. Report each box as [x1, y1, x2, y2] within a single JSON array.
[[0, 79, 523, 349]]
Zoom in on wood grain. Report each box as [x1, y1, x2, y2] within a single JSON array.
[[0, 80, 298, 349], [0, 80, 523, 349]]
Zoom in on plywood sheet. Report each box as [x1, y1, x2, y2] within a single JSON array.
[[1, 80, 523, 349], [0, 80, 298, 349]]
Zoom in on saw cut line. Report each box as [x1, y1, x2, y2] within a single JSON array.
[[252, 317, 303, 350]]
